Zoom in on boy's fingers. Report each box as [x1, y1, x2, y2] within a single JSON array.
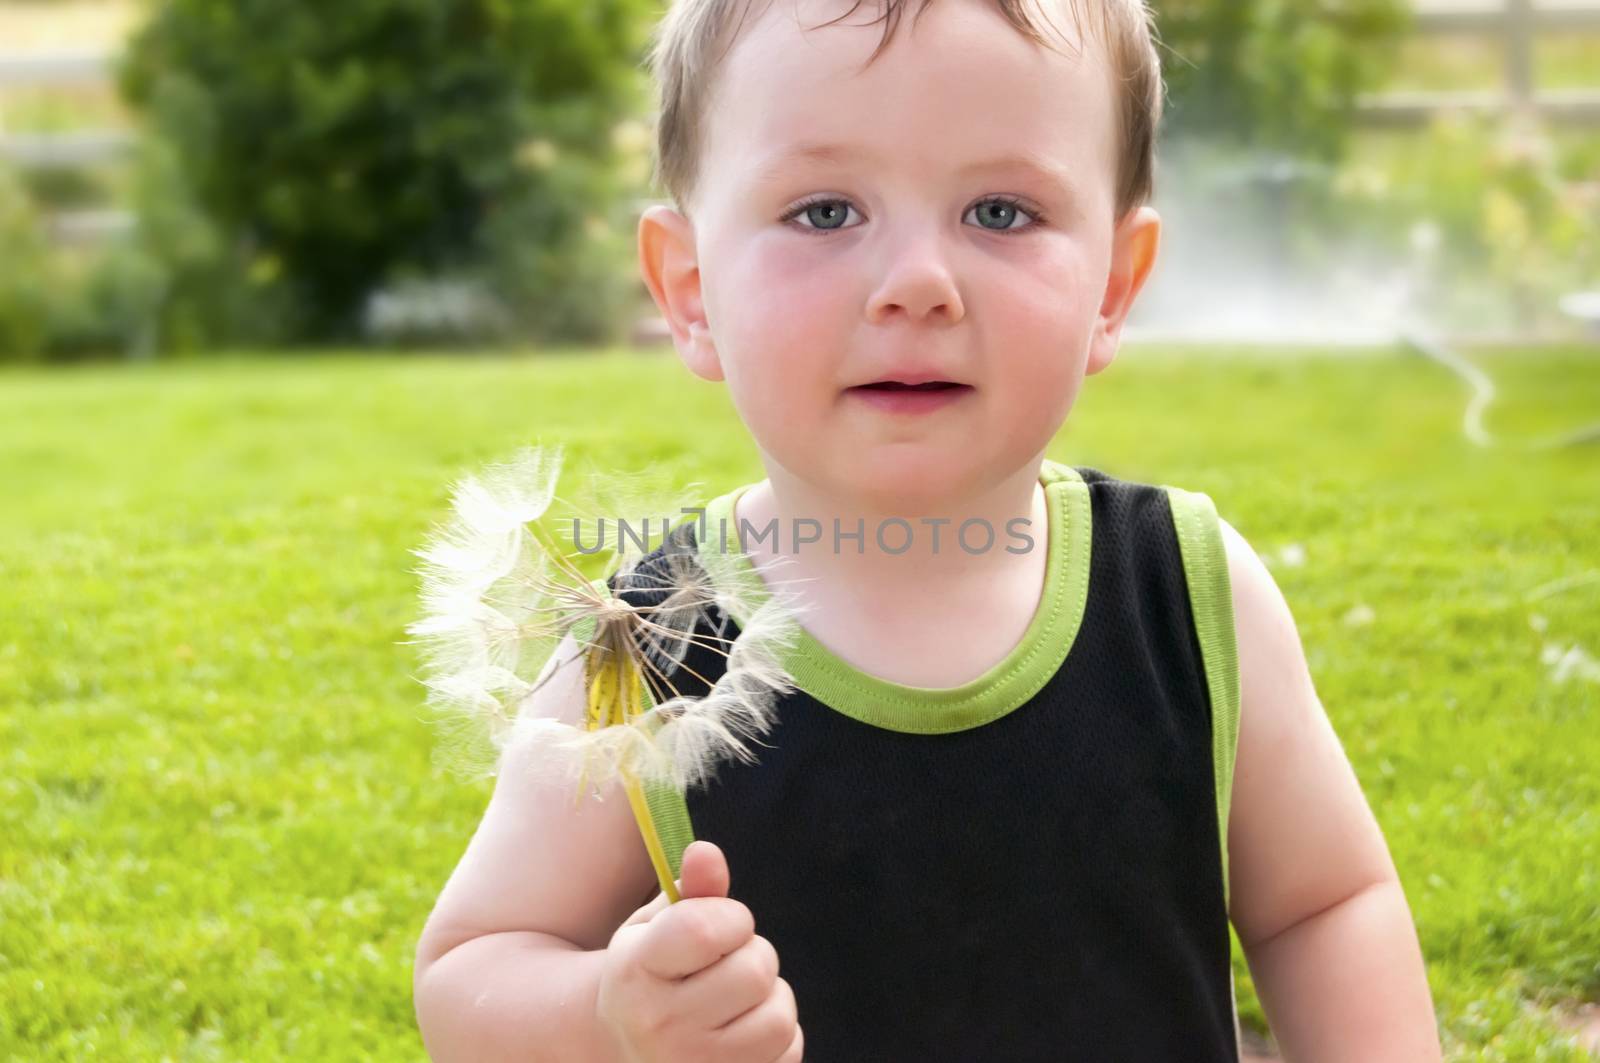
[[642, 896, 756, 980], [622, 886, 676, 927], [614, 841, 757, 980]]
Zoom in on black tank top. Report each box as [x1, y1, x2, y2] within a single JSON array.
[[608, 460, 1242, 1061]]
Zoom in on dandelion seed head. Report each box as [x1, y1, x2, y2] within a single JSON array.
[[410, 443, 806, 795]]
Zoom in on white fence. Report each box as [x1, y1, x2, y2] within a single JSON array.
[[1357, 0, 1600, 124]]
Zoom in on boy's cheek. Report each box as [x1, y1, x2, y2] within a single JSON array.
[[733, 239, 858, 320], [709, 263, 856, 374], [715, 310, 841, 401], [1011, 258, 1105, 370]]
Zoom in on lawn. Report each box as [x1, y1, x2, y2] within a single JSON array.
[[2, 344, 1597, 1060]]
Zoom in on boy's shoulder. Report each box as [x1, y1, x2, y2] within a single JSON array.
[[1046, 460, 1228, 550]]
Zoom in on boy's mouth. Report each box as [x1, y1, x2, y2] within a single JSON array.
[[852, 380, 969, 392], [845, 377, 974, 415]]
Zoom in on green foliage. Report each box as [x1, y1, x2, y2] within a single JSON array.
[[0, 167, 51, 361], [478, 134, 643, 346], [121, 115, 308, 354], [119, 0, 655, 346], [36, 244, 167, 361], [1334, 119, 1600, 332], [1157, 0, 1410, 160], [0, 165, 167, 364]]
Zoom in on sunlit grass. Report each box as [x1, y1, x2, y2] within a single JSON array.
[[1, 345, 1597, 1059]]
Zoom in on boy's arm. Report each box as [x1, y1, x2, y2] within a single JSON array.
[[412, 632, 658, 1062], [1218, 517, 1442, 1062]]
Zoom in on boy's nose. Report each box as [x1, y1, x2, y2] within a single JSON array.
[[865, 238, 965, 325]]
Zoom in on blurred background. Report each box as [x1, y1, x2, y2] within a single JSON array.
[[1, 2, 1596, 1060], [0, 0, 1596, 356]]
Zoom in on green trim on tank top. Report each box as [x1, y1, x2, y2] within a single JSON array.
[[691, 459, 1092, 736], [1163, 485, 1241, 915]]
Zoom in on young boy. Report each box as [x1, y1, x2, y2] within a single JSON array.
[[413, 0, 1443, 1059]]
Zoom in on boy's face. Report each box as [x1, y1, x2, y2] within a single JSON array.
[[640, 0, 1159, 510]]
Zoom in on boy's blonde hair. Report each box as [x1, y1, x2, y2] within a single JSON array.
[[644, 0, 1164, 222]]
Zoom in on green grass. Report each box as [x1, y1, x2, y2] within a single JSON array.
[[2, 344, 1598, 1060]]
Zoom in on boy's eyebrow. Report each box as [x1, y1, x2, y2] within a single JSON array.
[[750, 142, 1078, 198], [962, 152, 1079, 199]]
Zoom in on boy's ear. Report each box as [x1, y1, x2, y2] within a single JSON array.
[[637, 205, 724, 382], [1087, 205, 1160, 376]]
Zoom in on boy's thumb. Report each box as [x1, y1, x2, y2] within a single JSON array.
[[677, 840, 730, 900], [621, 840, 730, 927]]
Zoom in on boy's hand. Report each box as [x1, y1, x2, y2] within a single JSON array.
[[596, 840, 804, 1063]]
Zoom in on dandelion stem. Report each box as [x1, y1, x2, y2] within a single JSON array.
[[590, 636, 683, 903]]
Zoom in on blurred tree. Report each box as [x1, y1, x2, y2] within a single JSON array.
[[120, 0, 654, 346], [1156, 0, 1410, 161], [0, 165, 50, 362]]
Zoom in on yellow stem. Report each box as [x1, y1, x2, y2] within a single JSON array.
[[615, 650, 681, 903]]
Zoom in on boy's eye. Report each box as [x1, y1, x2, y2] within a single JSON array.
[[779, 196, 1046, 235], [782, 198, 862, 233], [967, 197, 1042, 232]]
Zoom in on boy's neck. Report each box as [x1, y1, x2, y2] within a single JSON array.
[[725, 458, 1053, 687], [732, 458, 1049, 583]]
